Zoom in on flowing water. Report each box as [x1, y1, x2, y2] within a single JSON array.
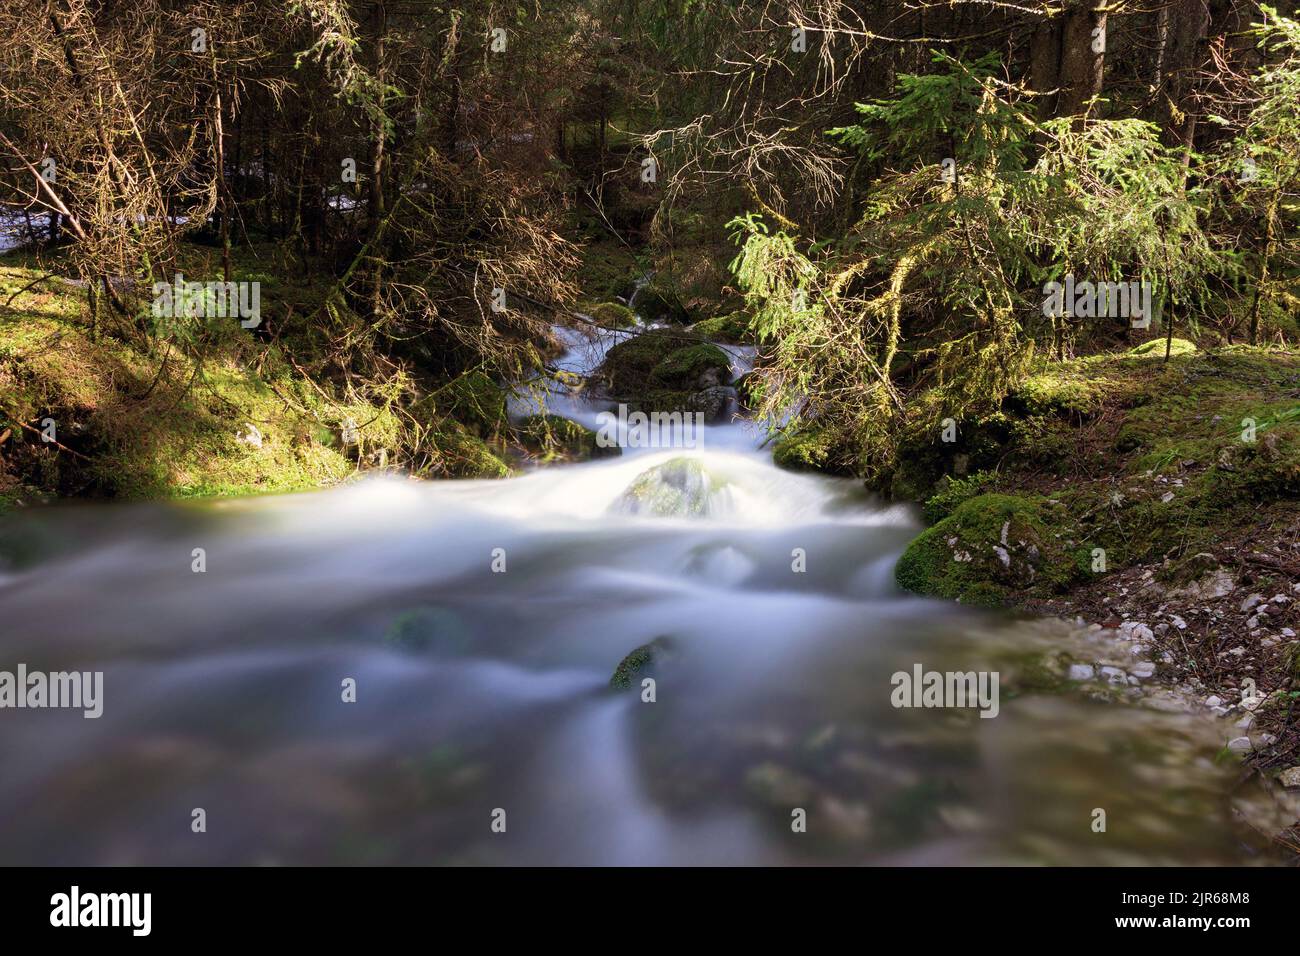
[[0, 314, 1277, 866]]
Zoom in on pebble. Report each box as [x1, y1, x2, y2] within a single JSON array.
[[1280, 767, 1300, 789], [1068, 664, 1095, 680], [1099, 666, 1127, 686], [1240, 593, 1265, 613], [1227, 736, 1252, 753], [1205, 695, 1223, 708], [1131, 661, 1156, 678], [1118, 621, 1154, 642]]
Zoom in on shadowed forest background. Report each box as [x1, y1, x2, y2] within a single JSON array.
[[0, 0, 1296, 499]]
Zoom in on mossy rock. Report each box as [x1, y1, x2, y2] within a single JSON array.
[[895, 493, 1084, 606], [517, 413, 616, 462], [610, 636, 676, 690], [772, 427, 835, 473], [690, 311, 751, 344], [443, 371, 508, 437], [649, 343, 731, 390], [429, 421, 512, 479], [1129, 337, 1197, 357], [587, 301, 637, 329], [614, 457, 720, 517], [599, 330, 730, 402], [1006, 371, 1103, 419], [384, 605, 472, 655], [600, 330, 676, 395], [633, 277, 691, 323], [922, 471, 998, 524], [882, 414, 1017, 499]]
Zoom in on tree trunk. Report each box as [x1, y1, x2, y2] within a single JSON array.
[[1029, 17, 1062, 121], [1057, 2, 1107, 123], [1157, 0, 1211, 153], [367, 1, 388, 318]]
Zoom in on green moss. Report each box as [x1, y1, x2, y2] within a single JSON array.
[[895, 493, 1083, 605], [690, 311, 751, 344], [599, 330, 729, 407], [517, 413, 613, 462], [634, 276, 691, 323], [429, 421, 512, 479], [587, 301, 637, 328], [1129, 337, 1197, 357], [1007, 369, 1104, 418], [922, 471, 998, 524], [575, 238, 641, 301], [609, 636, 676, 689], [443, 371, 507, 436], [650, 343, 731, 389], [600, 330, 675, 396], [0, 252, 412, 500], [772, 427, 834, 473]]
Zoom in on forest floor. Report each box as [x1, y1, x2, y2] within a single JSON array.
[[889, 344, 1300, 841]]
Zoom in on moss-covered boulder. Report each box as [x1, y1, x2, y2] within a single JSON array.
[[600, 331, 674, 396], [895, 493, 1085, 606], [633, 276, 691, 323], [587, 301, 637, 329], [384, 605, 472, 655], [428, 420, 513, 479], [598, 330, 731, 407], [772, 427, 835, 473], [614, 457, 721, 517], [1005, 370, 1104, 419], [1129, 337, 1197, 357], [516, 413, 616, 462], [443, 371, 508, 437], [649, 343, 732, 390], [690, 311, 751, 344]]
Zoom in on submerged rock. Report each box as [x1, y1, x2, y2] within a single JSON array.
[[745, 762, 816, 807], [609, 636, 676, 690], [613, 457, 723, 517]]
